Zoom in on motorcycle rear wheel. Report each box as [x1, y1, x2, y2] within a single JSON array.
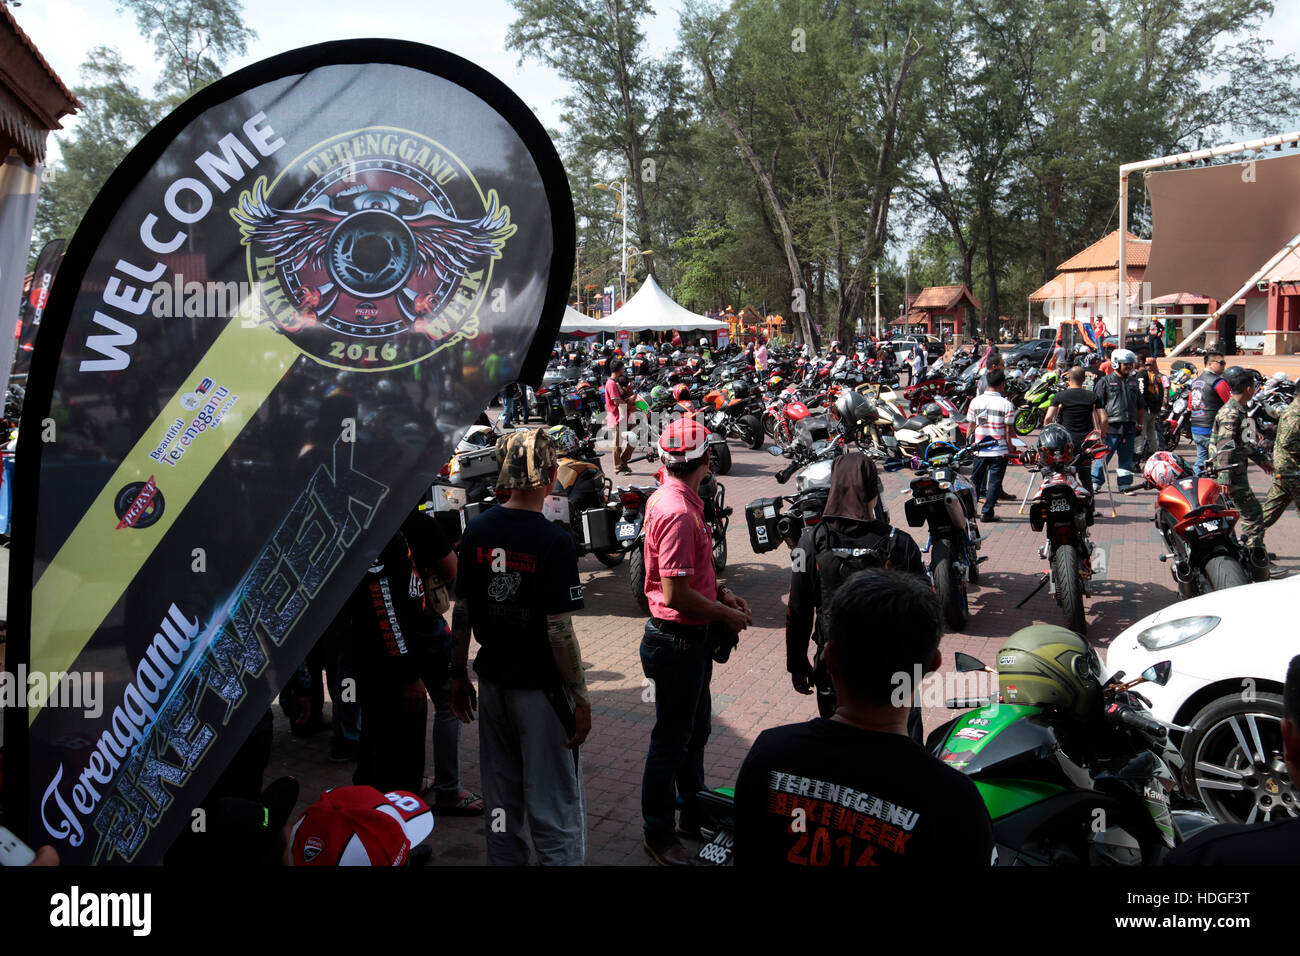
[[1204, 554, 1250, 591], [931, 539, 968, 630], [1052, 545, 1087, 634], [739, 414, 764, 450], [628, 544, 650, 615]]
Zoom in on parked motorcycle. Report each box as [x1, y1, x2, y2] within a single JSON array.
[[1013, 369, 1061, 436], [1025, 427, 1109, 633], [897, 439, 991, 629], [1143, 452, 1263, 593], [930, 652, 1216, 865]]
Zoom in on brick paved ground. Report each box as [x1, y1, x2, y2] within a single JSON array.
[[267, 415, 1300, 866]]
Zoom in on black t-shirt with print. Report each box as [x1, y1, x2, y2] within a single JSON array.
[[734, 718, 994, 867], [348, 531, 442, 685], [454, 506, 585, 689]]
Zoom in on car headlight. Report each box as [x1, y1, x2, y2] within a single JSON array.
[[1136, 615, 1220, 651]]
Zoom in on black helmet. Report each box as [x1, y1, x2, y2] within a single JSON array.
[[1224, 366, 1252, 392], [833, 387, 871, 426], [1038, 423, 1075, 469], [922, 402, 942, 424]]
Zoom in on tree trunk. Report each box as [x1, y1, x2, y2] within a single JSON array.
[[695, 36, 816, 349]]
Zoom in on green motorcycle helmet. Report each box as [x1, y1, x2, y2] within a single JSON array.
[[996, 625, 1102, 721]]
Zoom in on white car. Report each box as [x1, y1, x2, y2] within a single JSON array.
[[1104, 577, 1299, 825]]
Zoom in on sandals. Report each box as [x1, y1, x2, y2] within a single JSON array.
[[421, 780, 485, 816]]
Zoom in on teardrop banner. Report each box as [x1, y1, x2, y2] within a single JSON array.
[[3, 39, 573, 864]]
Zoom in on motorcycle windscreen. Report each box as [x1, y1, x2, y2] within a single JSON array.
[[6, 40, 573, 864]]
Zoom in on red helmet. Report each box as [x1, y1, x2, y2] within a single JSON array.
[[658, 416, 712, 464], [671, 383, 691, 402]]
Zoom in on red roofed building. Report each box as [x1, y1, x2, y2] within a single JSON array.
[[1029, 230, 1149, 333], [894, 284, 980, 336]]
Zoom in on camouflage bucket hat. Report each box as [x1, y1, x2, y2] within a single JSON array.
[[495, 428, 557, 490]]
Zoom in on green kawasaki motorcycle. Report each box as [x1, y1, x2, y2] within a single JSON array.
[[928, 626, 1216, 865], [1013, 369, 1061, 436]]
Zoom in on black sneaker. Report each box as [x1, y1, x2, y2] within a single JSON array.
[[981, 514, 1000, 523]]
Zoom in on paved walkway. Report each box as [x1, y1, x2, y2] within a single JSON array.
[[266, 429, 1300, 865]]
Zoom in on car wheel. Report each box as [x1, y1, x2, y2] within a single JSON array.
[[1182, 692, 1296, 825]]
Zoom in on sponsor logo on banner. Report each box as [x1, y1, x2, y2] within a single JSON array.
[[113, 478, 165, 530], [232, 128, 517, 371], [150, 377, 239, 467]]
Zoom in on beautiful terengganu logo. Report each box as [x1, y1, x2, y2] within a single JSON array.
[[231, 127, 515, 371]]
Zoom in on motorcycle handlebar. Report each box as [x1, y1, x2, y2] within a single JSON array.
[[776, 460, 801, 484], [1109, 703, 1164, 739]]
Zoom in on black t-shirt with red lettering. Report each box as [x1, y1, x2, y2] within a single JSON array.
[[454, 506, 584, 689], [734, 718, 993, 867]]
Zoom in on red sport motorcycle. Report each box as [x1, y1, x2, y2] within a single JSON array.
[[1141, 452, 1259, 596]]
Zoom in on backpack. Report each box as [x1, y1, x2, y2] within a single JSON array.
[[812, 521, 895, 643]]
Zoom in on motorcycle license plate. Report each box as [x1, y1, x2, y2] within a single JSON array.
[[696, 829, 734, 865], [616, 522, 637, 540], [914, 493, 947, 506], [1049, 498, 1070, 512]]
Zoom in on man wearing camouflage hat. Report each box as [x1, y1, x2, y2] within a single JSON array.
[[1262, 388, 1300, 550], [449, 428, 591, 864]]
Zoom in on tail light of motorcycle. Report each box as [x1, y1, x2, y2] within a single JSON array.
[[619, 490, 644, 508]]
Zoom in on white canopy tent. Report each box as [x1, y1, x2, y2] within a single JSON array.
[[559, 306, 615, 334], [606, 275, 727, 332]]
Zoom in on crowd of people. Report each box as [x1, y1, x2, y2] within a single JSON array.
[[9, 329, 1299, 869]]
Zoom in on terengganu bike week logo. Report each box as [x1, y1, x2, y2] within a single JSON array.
[[232, 127, 517, 371]]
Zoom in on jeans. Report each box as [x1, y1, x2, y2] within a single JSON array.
[[504, 395, 522, 426], [1093, 430, 1136, 490], [1193, 431, 1212, 476], [969, 455, 1008, 518], [640, 621, 713, 843]]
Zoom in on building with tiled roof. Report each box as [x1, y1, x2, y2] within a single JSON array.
[[891, 285, 979, 336], [1029, 231, 1148, 333]]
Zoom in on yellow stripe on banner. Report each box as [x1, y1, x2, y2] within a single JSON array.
[[29, 320, 300, 722]]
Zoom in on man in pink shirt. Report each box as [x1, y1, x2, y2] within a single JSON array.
[[604, 358, 633, 474], [754, 336, 769, 373], [639, 417, 751, 865]]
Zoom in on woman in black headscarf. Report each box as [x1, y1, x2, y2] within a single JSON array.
[[784, 453, 925, 731]]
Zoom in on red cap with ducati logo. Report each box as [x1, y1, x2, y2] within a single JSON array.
[[658, 416, 712, 464]]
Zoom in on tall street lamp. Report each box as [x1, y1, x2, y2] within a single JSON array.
[[593, 178, 629, 305]]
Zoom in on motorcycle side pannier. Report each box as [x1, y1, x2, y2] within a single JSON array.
[[745, 497, 784, 553], [456, 444, 501, 481], [461, 499, 497, 530], [580, 507, 615, 551]]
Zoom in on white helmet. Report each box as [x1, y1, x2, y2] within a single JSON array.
[[699, 337, 708, 347], [1143, 451, 1184, 489], [1112, 348, 1138, 366]]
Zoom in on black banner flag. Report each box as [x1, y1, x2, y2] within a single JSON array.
[[13, 238, 65, 377], [2, 40, 573, 864]]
